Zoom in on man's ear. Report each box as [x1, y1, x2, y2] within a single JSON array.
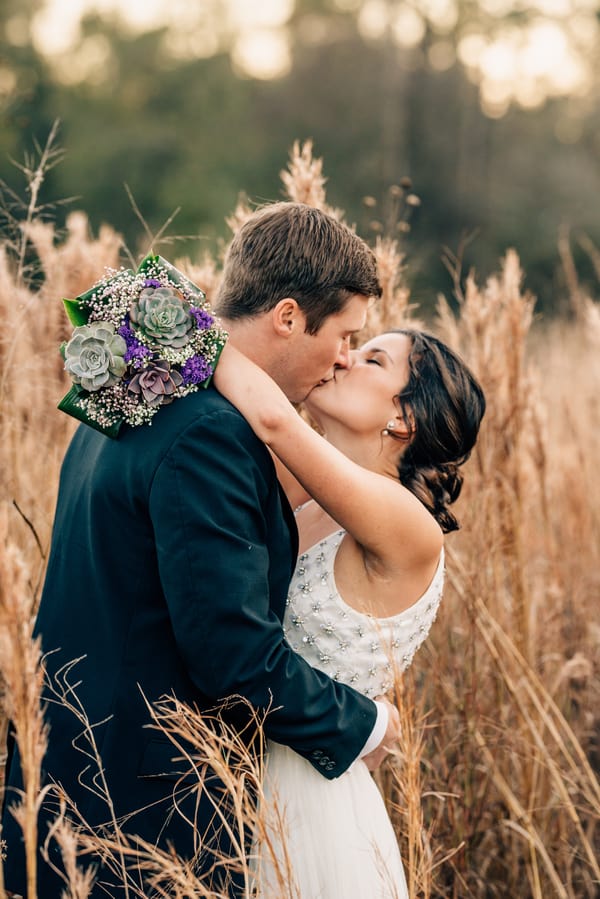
[[271, 298, 304, 338]]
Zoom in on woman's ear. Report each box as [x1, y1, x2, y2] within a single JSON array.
[[271, 298, 304, 338], [390, 411, 413, 441]]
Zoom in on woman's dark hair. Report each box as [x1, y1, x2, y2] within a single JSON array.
[[390, 329, 486, 533]]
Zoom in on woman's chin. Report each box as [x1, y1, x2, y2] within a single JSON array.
[[303, 394, 323, 421]]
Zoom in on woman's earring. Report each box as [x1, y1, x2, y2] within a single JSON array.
[[382, 419, 396, 436]]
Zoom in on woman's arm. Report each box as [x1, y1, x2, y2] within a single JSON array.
[[213, 344, 442, 568], [269, 452, 311, 512]]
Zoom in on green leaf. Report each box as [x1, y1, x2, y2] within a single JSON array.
[[58, 385, 123, 439], [63, 298, 89, 327], [138, 253, 205, 302], [201, 337, 227, 389]]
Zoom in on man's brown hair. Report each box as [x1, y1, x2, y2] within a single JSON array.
[[215, 202, 381, 334]]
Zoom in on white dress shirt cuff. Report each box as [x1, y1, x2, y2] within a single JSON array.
[[358, 701, 389, 759]]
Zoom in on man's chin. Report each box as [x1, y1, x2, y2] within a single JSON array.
[[300, 372, 334, 405], [304, 381, 326, 401]]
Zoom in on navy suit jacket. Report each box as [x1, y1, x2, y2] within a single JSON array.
[[2, 386, 376, 895]]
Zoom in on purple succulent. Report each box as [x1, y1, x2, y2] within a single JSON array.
[[127, 359, 183, 407]]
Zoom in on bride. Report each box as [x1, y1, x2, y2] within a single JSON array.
[[214, 328, 485, 898]]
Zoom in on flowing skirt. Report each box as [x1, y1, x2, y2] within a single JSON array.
[[254, 742, 409, 899]]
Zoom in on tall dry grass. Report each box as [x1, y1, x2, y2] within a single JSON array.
[[0, 140, 598, 897]]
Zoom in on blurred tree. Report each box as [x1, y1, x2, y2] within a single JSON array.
[[1, 0, 599, 312], [0, 0, 56, 160]]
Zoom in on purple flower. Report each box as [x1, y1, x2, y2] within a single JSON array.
[[144, 278, 162, 288], [190, 307, 214, 330], [181, 353, 213, 386], [118, 319, 152, 369]]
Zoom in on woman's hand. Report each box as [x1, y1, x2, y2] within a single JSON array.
[[361, 698, 401, 772]]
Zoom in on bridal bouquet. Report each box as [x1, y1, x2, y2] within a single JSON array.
[[58, 254, 227, 438]]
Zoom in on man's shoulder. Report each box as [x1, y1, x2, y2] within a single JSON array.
[[70, 387, 253, 457], [126, 387, 262, 457], [159, 386, 253, 436]]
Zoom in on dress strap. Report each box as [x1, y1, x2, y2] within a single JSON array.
[[294, 498, 315, 516]]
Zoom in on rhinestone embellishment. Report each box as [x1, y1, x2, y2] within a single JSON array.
[[283, 531, 444, 699]]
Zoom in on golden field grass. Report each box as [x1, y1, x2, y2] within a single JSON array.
[[0, 141, 598, 897]]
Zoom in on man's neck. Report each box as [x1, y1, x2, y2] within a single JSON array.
[[219, 317, 275, 374]]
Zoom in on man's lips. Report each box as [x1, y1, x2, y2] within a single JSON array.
[[317, 368, 340, 387]]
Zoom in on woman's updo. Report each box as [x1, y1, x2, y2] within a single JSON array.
[[390, 329, 486, 533]]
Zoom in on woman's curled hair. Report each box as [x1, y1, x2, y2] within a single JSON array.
[[391, 330, 486, 533]]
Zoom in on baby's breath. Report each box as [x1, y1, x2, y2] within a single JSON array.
[[59, 255, 227, 437]]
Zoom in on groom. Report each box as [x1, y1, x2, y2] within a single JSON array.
[[2, 202, 398, 897]]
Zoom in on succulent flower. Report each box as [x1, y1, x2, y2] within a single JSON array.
[[129, 285, 194, 348], [127, 359, 183, 407], [64, 321, 127, 392], [59, 254, 228, 437]]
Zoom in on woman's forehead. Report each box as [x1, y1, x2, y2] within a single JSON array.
[[360, 331, 412, 355]]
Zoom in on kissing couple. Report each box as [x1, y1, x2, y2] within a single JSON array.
[[1, 202, 485, 898]]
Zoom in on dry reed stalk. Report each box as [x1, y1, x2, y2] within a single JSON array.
[[386, 671, 434, 899], [437, 250, 538, 661], [177, 252, 223, 306], [225, 193, 255, 237], [361, 236, 415, 339], [419, 250, 599, 896], [558, 225, 587, 321], [280, 140, 332, 213], [1, 142, 599, 897], [576, 233, 600, 283], [47, 810, 95, 898], [582, 295, 600, 342], [0, 211, 122, 615], [473, 597, 600, 885], [0, 503, 49, 899], [37, 693, 299, 898]]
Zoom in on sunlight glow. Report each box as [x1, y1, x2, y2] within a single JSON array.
[[27, 0, 600, 114], [231, 29, 292, 80], [419, 0, 459, 34], [357, 0, 389, 40], [228, 0, 294, 30], [457, 7, 596, 114], [391, 8, 426, 48], [53, 34, 114, 86], [32, 0, 82, 54]]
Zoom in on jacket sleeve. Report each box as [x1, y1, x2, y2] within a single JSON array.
[[149, 406, 377, 778]]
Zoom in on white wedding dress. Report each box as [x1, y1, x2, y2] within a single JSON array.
[[255, 529, 444, 899]]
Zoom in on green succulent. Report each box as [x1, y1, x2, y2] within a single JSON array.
[[130, 285, 194, 348], [64, 321, 127, 392]]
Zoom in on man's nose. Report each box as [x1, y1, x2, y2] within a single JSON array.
[[334, 340, 352, 369]]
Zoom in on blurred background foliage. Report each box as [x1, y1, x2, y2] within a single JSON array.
[[1, 0, 600, 313]]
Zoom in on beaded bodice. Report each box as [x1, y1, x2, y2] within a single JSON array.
[[283, 530, 444, 698]]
